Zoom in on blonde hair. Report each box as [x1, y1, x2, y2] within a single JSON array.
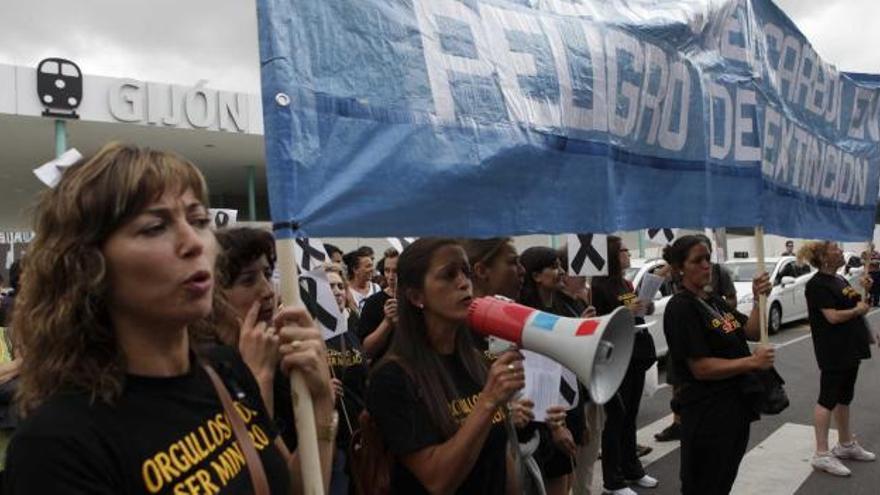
[[14, 142, 208, 415], [797, 240, 834, 269], [324, 262, 358, 313]]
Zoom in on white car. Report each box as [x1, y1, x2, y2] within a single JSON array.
[[725, 257, 815, 334], [623, 258, 670, 357]]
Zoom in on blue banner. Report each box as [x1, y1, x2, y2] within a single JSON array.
[[257, 0, 880, 240]]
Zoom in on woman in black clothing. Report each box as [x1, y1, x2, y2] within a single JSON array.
[[591, 236, 657, 494], [5, 143, 336, 494], [799, 241, 875, 477], [519, 246, 590, 495], [324, 263, 369, 495], [367, 238, 524, 494], [662, 235, 773, 495]]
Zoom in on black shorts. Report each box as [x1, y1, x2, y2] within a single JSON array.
[[818, 366, 859, 410]]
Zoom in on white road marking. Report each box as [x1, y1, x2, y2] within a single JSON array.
[[732, 423, 837, 495]]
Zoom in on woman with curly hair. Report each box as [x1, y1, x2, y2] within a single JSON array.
[[5, 143, 336, 494], [799, 241, 875, 477]]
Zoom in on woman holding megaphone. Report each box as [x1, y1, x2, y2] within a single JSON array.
[[366, 238, 524, 494], [662, 235, 773, 495]]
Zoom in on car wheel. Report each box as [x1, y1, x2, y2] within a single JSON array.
[[769, 303, 782, 335]]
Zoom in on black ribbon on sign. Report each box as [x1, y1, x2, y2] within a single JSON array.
[[296, 238, 326, 271], [398, 238, 413, 250], [571, 234, 605, 275], [214, 211, 230, 229], [559, 377, 577, 406], [648, 228, 676, 244], [300, 276, 338, 334]]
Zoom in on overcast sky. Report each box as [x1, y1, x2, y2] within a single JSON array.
[[0, 0, 874, 93]]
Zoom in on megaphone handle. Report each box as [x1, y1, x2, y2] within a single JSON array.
[[503, 402, 527, 493]]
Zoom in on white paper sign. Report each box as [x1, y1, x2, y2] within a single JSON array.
[[33, 148, 82, 188], [521, 350, 562, 423], [299, 267, 347, 340], [567, 233, 608, 276], [646, 228, 679, 246], [638, 273, 666, 303], [208, 209, 238, 229], [293, 237, 329, 272], [387, 237, 416, 253]]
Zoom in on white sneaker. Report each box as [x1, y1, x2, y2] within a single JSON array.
[[811, 452, 852, 476], [626, 475, 659, 488], [603, 488, 638, 495], [833, 441, 877, 461]]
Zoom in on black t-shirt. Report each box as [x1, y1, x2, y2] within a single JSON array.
[[591, 277, 657, 363], [663, 291, 753, 409], [4, 349, 289, 495], [367, 357, 508, 495], [357, 291, 392, 361], [805, 273, 871, 370], [326, 324, 368, 449]]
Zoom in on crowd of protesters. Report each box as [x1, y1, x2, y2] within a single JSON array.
[[0, 142, 876, 495]]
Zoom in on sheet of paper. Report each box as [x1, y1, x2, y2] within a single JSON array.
[[638, 272, 666, 302], [521, 350, 563, 422]]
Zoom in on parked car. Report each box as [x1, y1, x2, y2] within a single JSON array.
[[623, 258, 670, 357], [725, 256, 815, 334]]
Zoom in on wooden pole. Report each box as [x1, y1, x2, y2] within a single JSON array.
[[863, 241, 872, 300], [755, 226, 769, 344], [277, 238, 324, 495]]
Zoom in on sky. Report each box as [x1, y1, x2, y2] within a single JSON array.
[[0, 0, 875, 93]]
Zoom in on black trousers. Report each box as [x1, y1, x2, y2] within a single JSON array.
[[601, 361, 648, 490], [680, 391, 751, 495]]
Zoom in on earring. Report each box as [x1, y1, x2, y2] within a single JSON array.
[[417, 303, 424, 309]]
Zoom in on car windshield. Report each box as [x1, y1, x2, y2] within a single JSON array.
[[723, 261, 779, 282], [624, 267, 639, 282]]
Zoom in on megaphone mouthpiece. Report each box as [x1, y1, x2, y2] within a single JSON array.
[[467, 296, 531, 345]]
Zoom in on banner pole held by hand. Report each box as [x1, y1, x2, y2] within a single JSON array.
[[277, 238, 324, 495], [755, 226, 769, 345]]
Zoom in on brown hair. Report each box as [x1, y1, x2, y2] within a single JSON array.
[[375, 238, 487, 438], [215, 227, 276, 288], [14, 142, 208, 415], [797, 240, 835, 269]]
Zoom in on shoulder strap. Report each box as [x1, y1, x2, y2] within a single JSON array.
[[202, 362, 270, 495], [694, 295, 726, 321]]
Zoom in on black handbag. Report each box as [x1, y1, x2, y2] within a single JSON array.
[[695, 297, 789, 415], [751, 367, 790, 415]]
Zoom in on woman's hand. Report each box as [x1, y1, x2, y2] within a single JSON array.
[[274, 306, 334, 403], [752, 272, 772, 300], [854, 301, 871, 317], [481, 351, 525, 409], [580, 306, 597, 318], [545, 405, 566, 429], [630, 299, 647, 316], [383, 298, 398, 325], [331, 378, 344, 403], [239, 301, 280, 383], [545, 407, 576, 457], [510, 398, 535, 429], [750, 345, 776, 370]]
